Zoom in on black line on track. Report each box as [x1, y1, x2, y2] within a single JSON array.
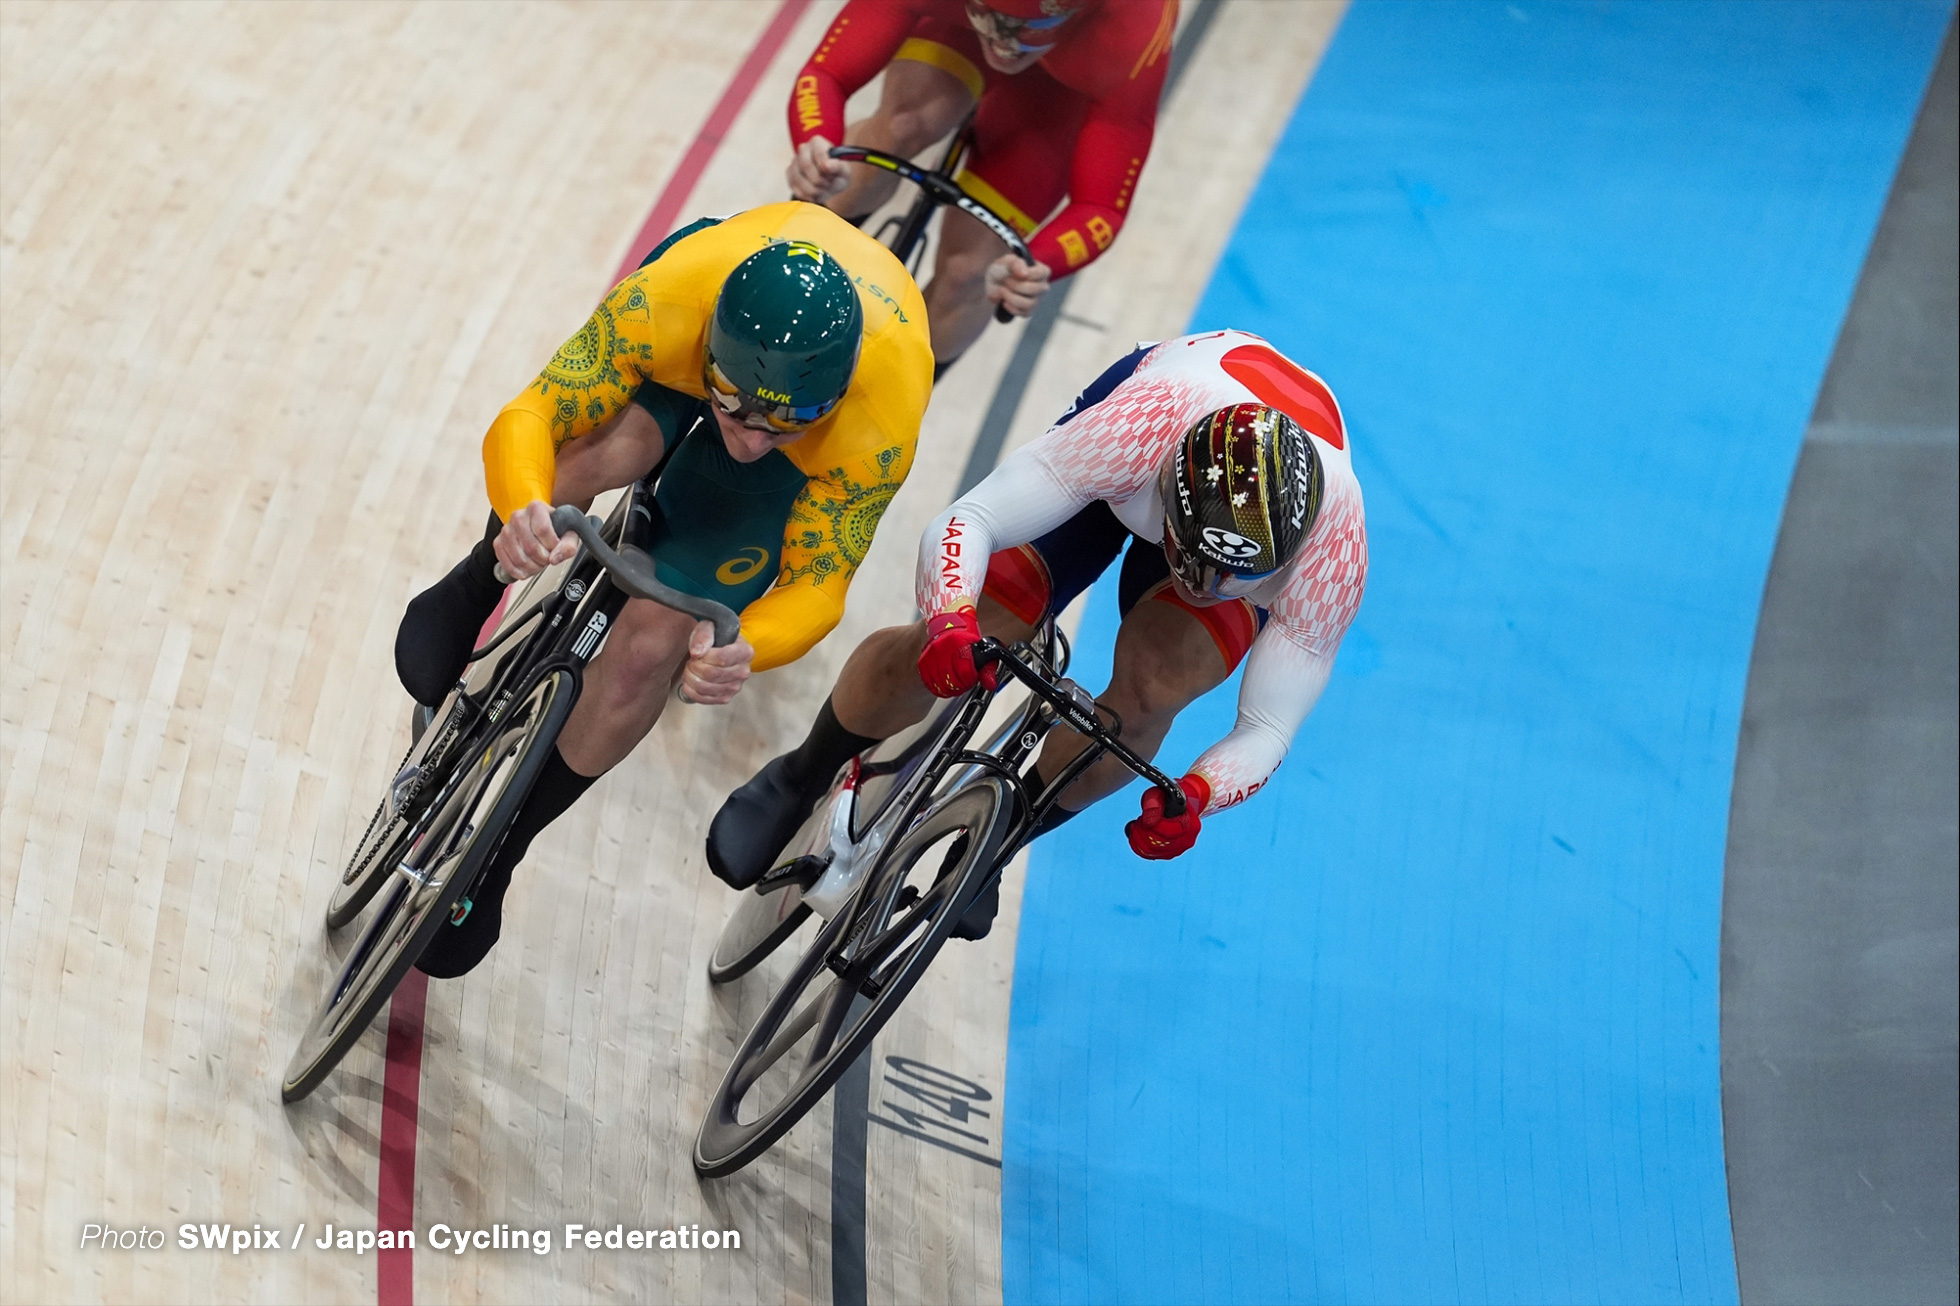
[[827, 4, 1228, 1300]]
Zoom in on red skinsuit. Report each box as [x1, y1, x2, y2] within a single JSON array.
[[788, 0, 1175, 277]]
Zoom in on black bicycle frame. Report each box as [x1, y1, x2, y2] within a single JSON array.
[[395, 493, 652, 859], [820, 628, 1187, 990]]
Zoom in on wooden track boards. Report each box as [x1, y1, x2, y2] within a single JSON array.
[[0, 2, 1342, 1301]]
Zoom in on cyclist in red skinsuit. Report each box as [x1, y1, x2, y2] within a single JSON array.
[[787, 0, 1177, 368]]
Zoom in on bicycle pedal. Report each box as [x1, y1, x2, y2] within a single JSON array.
[[759, 853, 829, 892], [448, 896, 473, 926]]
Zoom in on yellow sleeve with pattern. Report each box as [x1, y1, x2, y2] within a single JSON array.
[[481, 270, 690, 521], [741, 440, 914, 672]]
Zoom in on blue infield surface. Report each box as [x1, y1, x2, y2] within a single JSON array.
[[1001, 2, 1953, 1302]]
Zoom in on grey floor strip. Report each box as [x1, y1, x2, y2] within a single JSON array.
[[828, 4, 1230, 1302], [1721, 19, 1958, 1306]]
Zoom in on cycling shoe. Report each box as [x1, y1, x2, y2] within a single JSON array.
[[706, 753, 831, 890], [951, 877, 998, 942]]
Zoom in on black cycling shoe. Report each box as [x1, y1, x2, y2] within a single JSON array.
[[395, 537, 505, 707], [414, 876, 510, 979], [706, 753, 833, 890], [951, 878, 998, 942]]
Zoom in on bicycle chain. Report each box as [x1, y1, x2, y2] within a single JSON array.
[[337, 699, 466, 887]]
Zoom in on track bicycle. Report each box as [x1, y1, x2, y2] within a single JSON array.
[[281, 489, 738, 1103], [693, 628, 1186, 1176]]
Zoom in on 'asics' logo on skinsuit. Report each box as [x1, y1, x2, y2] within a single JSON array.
[[716, 547, 772, 585]]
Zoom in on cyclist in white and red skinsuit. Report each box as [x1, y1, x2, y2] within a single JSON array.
[[706, 330, 1368, 934]]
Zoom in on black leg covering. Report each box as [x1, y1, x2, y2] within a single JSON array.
[[952, 770, 1084, 942], [415, 747, 597, 979], [1027, 799, 1085, 841], [784, 696, 882, 789], [706, 696, 882, 890], [394, 513, 506, 708]]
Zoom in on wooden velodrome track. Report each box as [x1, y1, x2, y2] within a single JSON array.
[[0, 2, 1343, 1301]]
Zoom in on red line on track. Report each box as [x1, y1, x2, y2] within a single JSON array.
[[371, 3, 813, 1302], [613, 0, 815, 283], [376, 969, 428, 1306]]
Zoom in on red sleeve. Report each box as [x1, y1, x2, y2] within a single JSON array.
[[788, 0, 926, 147], [1025, 0, 1174, 276]]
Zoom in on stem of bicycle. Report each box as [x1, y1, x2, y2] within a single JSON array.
[[975, 639, 1187, 811]]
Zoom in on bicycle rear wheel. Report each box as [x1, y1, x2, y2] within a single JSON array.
[[324, 691, 475, 928], [707, 876, 814, 985], [693, 776, 1016, 1177], [281, 669, 576, 1103]]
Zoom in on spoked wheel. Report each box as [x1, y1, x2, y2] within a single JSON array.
[[281, 670, 575, 1103], [324, 693, 472, 929], [693, 777, 1016, 1177]]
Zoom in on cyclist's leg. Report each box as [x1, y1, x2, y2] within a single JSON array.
[[393, 400, 671, 706], [708, 506, 1127, 889], [415, 594, 698, 977], [1032, 546, 1258, 811], [415, 745, 596, 977], [827, 33, 978, 219], [923, 72, 1082, 361], [703, 589, 1035, 888]]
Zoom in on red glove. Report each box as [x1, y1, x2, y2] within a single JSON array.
[[1126, 774, 1211, 859], [917, 606, 998, 697]]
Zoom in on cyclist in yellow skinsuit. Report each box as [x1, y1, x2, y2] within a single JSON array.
[[396, 201, 932, 978]]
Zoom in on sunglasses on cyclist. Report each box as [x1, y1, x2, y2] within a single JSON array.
[[964, 0, 1074, 54], [704, 359, 841, 434]]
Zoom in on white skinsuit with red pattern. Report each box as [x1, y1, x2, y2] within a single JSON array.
[[916, 330, 1370, 814]]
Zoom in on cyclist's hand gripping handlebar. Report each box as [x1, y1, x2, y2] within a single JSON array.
[[970, 636, 1187, 818], [496, 504, 742, 648], [827, 146, 1030, 324]]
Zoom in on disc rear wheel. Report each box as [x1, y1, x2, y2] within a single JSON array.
[[708, 876, 815, 985]]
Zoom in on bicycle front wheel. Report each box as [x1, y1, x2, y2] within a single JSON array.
[[693, 776, 1016, 1177], [281, 669, 576, 1103]]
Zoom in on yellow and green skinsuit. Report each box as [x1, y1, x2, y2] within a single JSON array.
[[482, 201, 933, 672]]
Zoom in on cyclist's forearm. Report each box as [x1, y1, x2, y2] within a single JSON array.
[[1188, 630, 1332, 812], [788, 0, 916, 146], [1026, 117, 1153, 275], [738, 584, 846, 673]]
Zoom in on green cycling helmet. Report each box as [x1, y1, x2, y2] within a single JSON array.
[[704, 240, 864, 432]]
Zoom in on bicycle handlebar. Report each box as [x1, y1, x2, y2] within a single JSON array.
[[971, 636, 1188, 818], [495, 505, 743, 648], [827, 146, 1031, 325]]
